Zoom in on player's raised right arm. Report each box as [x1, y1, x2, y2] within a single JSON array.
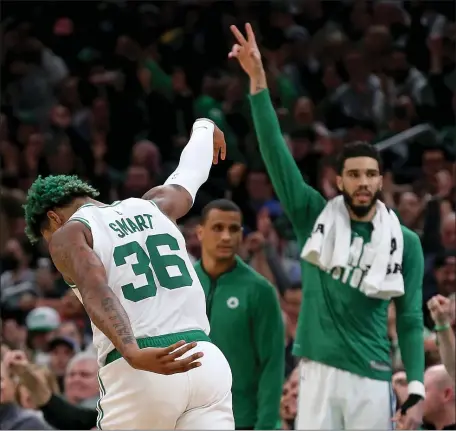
[[229, 24, 326, 236], [142, 119, 226, 222]]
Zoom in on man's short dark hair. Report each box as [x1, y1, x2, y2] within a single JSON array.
[[434, 250, 456, 270], [336, 141, 383, 175], [200, 199, 241, 224]]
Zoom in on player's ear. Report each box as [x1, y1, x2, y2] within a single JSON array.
[[47, 210, 62, 227], [196, 224, 203, 243], [336, 176, 343, 192], [378, 175, 383, 191]]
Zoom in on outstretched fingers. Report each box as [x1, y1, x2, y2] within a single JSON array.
[[219, 142, 226, 161], [161, 340, 187, 355], [230, 25, 248, 46], [164, 351, 204, 374], [245, 23, 256, 45], [164, 342, 198, 360]]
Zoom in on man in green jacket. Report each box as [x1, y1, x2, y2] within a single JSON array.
[[194, 199, 284, 430], [228, 23, 425, 430]]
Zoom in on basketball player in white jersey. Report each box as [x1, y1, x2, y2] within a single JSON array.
[[23, 119, 234, 430]]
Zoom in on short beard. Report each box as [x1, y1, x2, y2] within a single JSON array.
[[342, 189, 381, 218]]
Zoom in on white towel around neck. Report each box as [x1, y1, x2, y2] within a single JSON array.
[[301, 195, 404, 300]]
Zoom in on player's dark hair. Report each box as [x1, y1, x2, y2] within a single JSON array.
[[336, 141, 383, 175], [200, 199, 241, 224], [24, 175, 99, 244]]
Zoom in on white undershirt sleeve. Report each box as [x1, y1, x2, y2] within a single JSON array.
[[163, 119, 215, 203]]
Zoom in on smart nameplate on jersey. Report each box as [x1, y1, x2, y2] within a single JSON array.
[[109, 214, 154, 238]]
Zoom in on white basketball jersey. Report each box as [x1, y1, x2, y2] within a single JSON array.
[[68, 198, 210, 366]]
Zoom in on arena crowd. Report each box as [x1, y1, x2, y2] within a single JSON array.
[[1, 1, 455, 429]]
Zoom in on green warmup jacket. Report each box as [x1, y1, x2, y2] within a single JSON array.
[[249, 89, 425, 387], [194, 256, 284, 429]]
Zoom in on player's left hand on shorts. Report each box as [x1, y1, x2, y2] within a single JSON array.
[[128, 340, 203, 375]]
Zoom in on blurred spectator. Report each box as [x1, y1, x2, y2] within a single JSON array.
[[181, 217, 201, 264], [0, 2, 454, 429], [396, 191, 424, 234], [4, 349, 97, 430], [25, 307, 61, 367], [63, 351, 99, 409], [323, 48, 387, 129], [1, 313, 27, 353], [441, 213, 456, 251], [434, 251, 456, 297], [280, 366, 299, 430], [386, 46, 434, 108], [56, 321, 85, 352], [1, 238, 36, 313], [422, 365, 455, 430], [0, 357, 52, 429], [48, 337, 77, 393]]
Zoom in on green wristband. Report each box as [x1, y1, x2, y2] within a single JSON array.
[[434, 323, 451, 332]]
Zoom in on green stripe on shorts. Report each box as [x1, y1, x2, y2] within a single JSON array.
[[104, 329, 211, 366]]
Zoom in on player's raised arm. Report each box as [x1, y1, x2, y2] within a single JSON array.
[[49, 222, 203, 375], [142, 119, 226, 221], [228, 23, 326, 238]]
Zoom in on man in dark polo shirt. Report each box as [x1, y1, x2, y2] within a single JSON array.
[[422, 365, 455, 430]]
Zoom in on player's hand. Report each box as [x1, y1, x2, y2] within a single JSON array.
[[393, 397, 423, 430], [427, 294, 451, 326], [128, 341, 203, 375], [192, 119, 226, 165], [228, 23, 263, 79], [212, 122, 226, 165]]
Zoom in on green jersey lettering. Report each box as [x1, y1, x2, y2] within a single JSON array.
[[116, 219, 134, 236], [134, 215, 148, 231], [109, 222, 125, 238], [110, 214, 154, 238], [144, 214, 154, 229], [126, 217, 140, 233]]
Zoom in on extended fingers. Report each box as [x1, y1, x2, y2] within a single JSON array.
[[245, 23, 257, 45], [161, 340, 187, 355], [166, 342, 199, 361], [230, 25, 247, 45], [219, 141, 226, 160], [169, 352, 204, 373]]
